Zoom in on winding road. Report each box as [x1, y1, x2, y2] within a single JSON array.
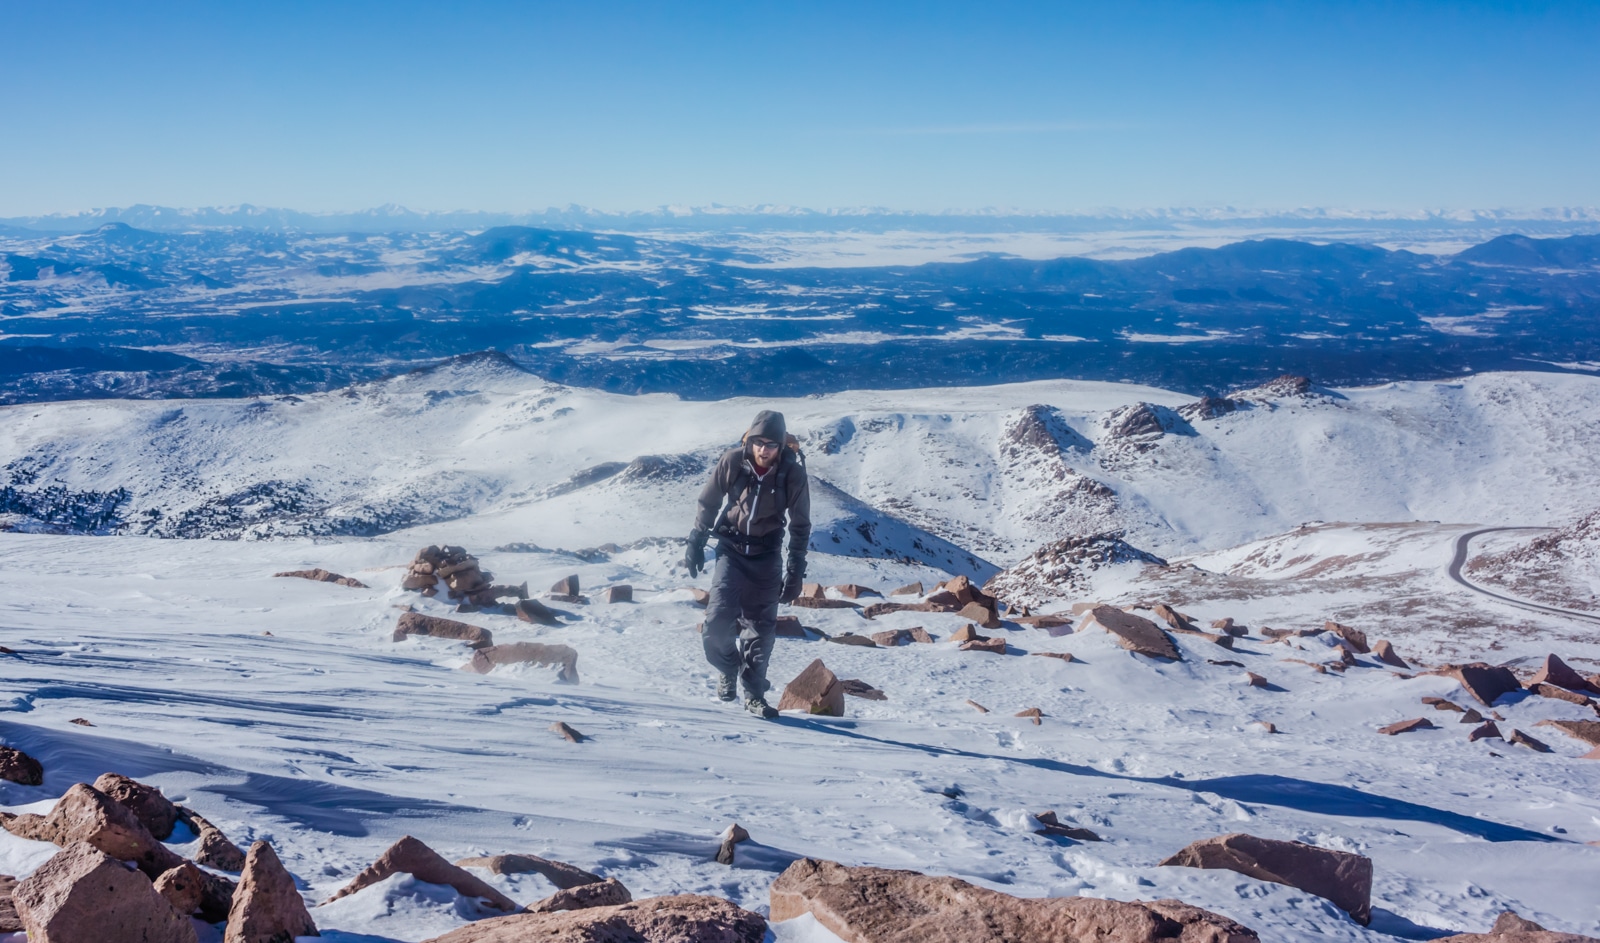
[[1448, 527, 1600, 625]]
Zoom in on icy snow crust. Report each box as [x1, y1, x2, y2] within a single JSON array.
[[1, 366, 1599, 941]]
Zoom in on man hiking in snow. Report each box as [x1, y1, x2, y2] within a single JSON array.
[[685, 410, 811, 718]]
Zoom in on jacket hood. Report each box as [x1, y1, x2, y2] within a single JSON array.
[[745, 410, 787, 446]]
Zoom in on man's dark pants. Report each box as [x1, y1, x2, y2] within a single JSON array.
[[703, 544, 782, 697]]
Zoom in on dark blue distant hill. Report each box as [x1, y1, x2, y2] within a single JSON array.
[[1455, 233, 1600, 268]]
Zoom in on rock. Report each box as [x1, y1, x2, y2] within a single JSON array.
[[907, 627, 935, 644], [93, 773, 179, 841], [960, 637, 1007, 655], [1423, 697, 1465, 712], [1469, 721, 1504, 742], [1434, 909, 1600, 942], [1460, 708, 1485, 723], [1528, 683, 1593, 706], [922, 590, 962, 610], [1032, 811, 1101, 841], [1160, 832, 1371, 925], [423, 894, 767, 943], [0, 746, 43, 786], [179, 807, 247, 872], [273, 568, 368, 588], [1178, 395, 1239, 422], [966, 699, 989, 713], [604, 585, 633, 603], [778, 659, 845, 717], [1211, 617, 1237, 633], [1373, 640, 1409, 668], [839, 679, 887, 700], [957, 600, 1001, 628], [402, 572, 439, 590], [799, 582, 826, 600], [834, 584, 880, 599], [1080, 606, 1181, 661], [461, 642, 580, 682], [690, 588, 710, 606], [395, 612, 493, 648], [1009, 615, 1073, 630], [789, 596, 862, 610], [890, 582, 924, 597], [1014, 708, 1042, 724], [550, 722, 585, 743], [769, 858, 1258, 943], [1378, 718, 1435, 735], [1209, 659, 1245, 667], [1031, 652, 1075, 662], [871, 629, 913, 647], [775, 616, 808, 638], [153, 861, 204, 916], [1324, 621, 1369, 654], [551, 575, 580, 596], [1529, 654, 1600, 695], [1507, 730, 1552, 753], [1167, 624, 1235, 649], [1280, 658, 1330, 674], [1252, 721, 1278, 733], [860, 601, 938, 619], [1533, 719, 1600, 746], [14, 842, 198, 943], [515, 598, 563, 625], [226, 841, 317, 943], [68, 718, 92, 727], [1, 783, 185, 878], [715, 824, 750, 865], [1151, 604, 1196, 632], [0, 874, 16, 933], [328, 835, 518, 911], [1447, 663, 1522, 707], [949, 624, 980, 643], [1245, 672, 1269, 688], [455, 854, 602, 889], [528, 877, 633, 913], [827, 633, 879, 647]]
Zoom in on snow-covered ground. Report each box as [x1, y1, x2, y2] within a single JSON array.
[[3, 368, 1600, 941]]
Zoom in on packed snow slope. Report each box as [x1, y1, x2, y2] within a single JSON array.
[[2, 357, 1598, 568]]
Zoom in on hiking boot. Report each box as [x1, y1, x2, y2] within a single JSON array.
[[716, 674, 738, 702], [744, 695, 779, 719]]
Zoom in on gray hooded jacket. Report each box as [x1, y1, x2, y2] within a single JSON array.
[[693, 410, 811, 558]]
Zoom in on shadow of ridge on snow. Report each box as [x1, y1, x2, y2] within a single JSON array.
[[1366, 906, 1462, 941]]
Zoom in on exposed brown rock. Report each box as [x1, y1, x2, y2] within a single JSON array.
[[154, 861, 204, 916], [775, 616, 808, 638], [1528, 683, 1593, 706], [960, 637, 1007, 655], [827, 633, 879, 647], [328, 836, 518, 911], [1210, 617, 1236, 633], [715, 824, 750, 866], [839, 679, 887, 701], [922, 590, 962, 610], [966, 699, 989, 713], [799, 582, 826, 600], [690, 588, 710, 607], [957, 600, 1001, 628], [604, 585, 633, 604], [273, 568, 368, 588], [1169, 625, 1235, 649], [1434, 909, 1600, 942], [907, 626, 935, 644], [551, 575, 580, 596], [515, 598, 563, 625], [871, 628, 913, 647], [461, 642, 580, 682], [423, 894, 767, 943], [0, 746, 43, 786], [789, 596, 862, 610], [550, 722, 585, 743], [1031, 651, 1075, 663], [949, 624, 980, 643], [1015, 708, 1042, 724], [226, 841, 317, 943], [1379, 718, 1435, 735], [860, 601, 939, 619], [1460, 708, 1485, 723], [454, 854, 602, 889], [1080, 606, 1181, 661], [1, 783, 185, 878], [1252, 722, 1278, 733], [67, 718, 92, 727], [528, 877, 632, 913], [0, 874, 17, 933], [890, 582, 924, 597], [1152, 603, 1196, 632], [1324, 621, 1369, 654], [1529, 654, 1600, 695], [1534, 719, 1600, 746], [93, 772, 179, 841], [1245, 672, 1269, 688], [395, 612, 494, 648], [179, 807, 247, 872], [1446, 663, 1522, 707], [778, 659, 845, 717], [1033, 811, 1101, 841], [15, 842, 197, 943], [1010, 615, 1073, 630], [1423, 697, 1465, 712], [1469, 721, 1504, 742], [1373, 640, 1409, 668], [834, 584, 880, 599], [769, 858, 1258, 943], [1507, 730, 1552, 753], [1160, 832, 1371, 925]]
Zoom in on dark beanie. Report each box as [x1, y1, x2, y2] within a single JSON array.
[[746, 410, 786, 444]]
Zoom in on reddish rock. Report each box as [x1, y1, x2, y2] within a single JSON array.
[[1010, 615, 1073, 629], [1252, 721, 1278, 733], [1245, 672, 1269, 688], [834, 584, 880, 599], [890, 582, 924, 597], [827, 633, 879, 647], [1423, 697, 1465, 712], [423, 894, 767, 943], [860, 601, 938, 619], [966, 699, 990, 713], [0, 783, 184, 878], [1152, 603, 1196, 632], [907, 627, 935, 644], [1080, 606, 1181, 661], [789, 596, 862, 610], [1373, 640, 1409, 669], [454, 854, 602, 889], [949, 624, 980, 643], [1434, 910, 1600, 942], [1161, 833, 1371, 925], [1209, 659, 1245, 668], [402, 571, 439, 590], [395, 612, 493, 648], [1533, 719, 1600, 746], [1211, 617, 1236, 633], [604, 585, 633, 603], [1031, 652, 1075, 663], [461, 642, 579, 682], [1324, 621, 1369, 654], [1460, 708, 1485, 724], [1447, 663, 1522, 707], [153, 861, 204, 916], [715, 823, 750, 865], [68, 718, 92, 727], [0, 874, 16, 933], [1014, 708, 1042, 725], [1528, 683, 1593, 706], [922, 590, 962, 611], [1033, 811, 1101, 841], [273, 568, 368, 588], [871, 628, 913, 647], [839, 679, 887, 701], [777, 660, 845, 717], [1468, 721, 1504, 743], [528, 877, 632, 913], [550, 575, 580, 596], [179, 807, 246, 872], [1529, 654, 1600, 695], [15, 842, 197, 943], [775, 616, 808, 638], [515, 598, 563, 625], [1507, 730, 1552, 753], [327, 835, 518, 911], [550, 722, 585, 743], [93, 772, 179, 841], [689, 588, 710, 606], [1378, 718, 1435, 735], [960, 637, 1007, 655], [769, 858, 1258, 943], [799, 582, 826, 600], [957, 600, 1001, 628], [226, 841, 317, 943], [0, 746, 43, 786]]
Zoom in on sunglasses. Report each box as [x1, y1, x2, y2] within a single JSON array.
[[749, 437, 780, 450]]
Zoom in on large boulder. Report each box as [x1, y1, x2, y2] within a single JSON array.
[[0, 746, 43, 786], [461, 642, 580, 682], [1080, 607, 1181, 661], [1, 783, 185, 878], [153, 861, 205, 916], [1324, 621, 1370, 654], [1534, 719, 1600, 747], [327, 835, 518, 911], [1446, 663, 1522, 707], [769, 858, 1257, 942], [515, 598, 563, 625], [14, 841, 197, 943], [225, 841, 317, 943], [94, 772, 180, 840], [423, 894, 766, 942], [454, 853, 602, 890], [179, 807, 247, 872], [394, 612, 494, 648], [1529, 654, 1600, 695], [527, 877, 633, 914], [1435, 910, 1599, 942], [777, 659, 846, 717], [1159, 833, 1372, 925], [0, 874, 18, 933]]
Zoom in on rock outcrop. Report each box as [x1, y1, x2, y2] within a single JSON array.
[[769, 858, 1258, 942], [1529, 654, 1600, 695], [1079, 606, 1181, 661], [984, 535, 1165, 609], [528, 877, 633, 914], [1160, 833, 1372, 925], [180, 807, 247, 872], [274, 567, 367, 588], [14, 842, 197, 943], [460, 642, 579, 682], [0, 782, 185, 878], [226, 841, 317, 943], [423, 895, 767, 943], [403, 546, 526, 606], [394, 612, 494, 649], [0, 745, 43, 786], [1379, 718, 1435, 735], [454, 854, 602, 890], [1435, 910, 1600, 942], [327, 835, 519, 911], [153, 861, 205, 916], [93, 772, 179, 840], [1445, 663, 1522, 707], [778, 659, 845, 717]]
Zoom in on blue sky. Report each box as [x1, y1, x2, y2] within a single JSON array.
[[2, 1, 1597, 215]]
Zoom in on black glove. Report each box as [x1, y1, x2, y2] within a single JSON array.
[[685, 529, 709, 578], [780, 551, 806, 602]]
